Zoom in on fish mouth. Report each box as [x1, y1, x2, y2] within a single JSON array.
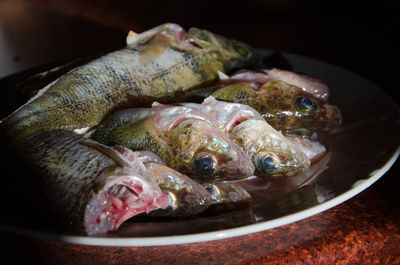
[[225, 112, 259, 132], [170, 24, 187, 43], [84, 175, 168, 236], [181, 28, 218, 50], [155, 24, 200, 49], [226, 116, 253, 132], [220, 70, 271, 87], [161, 25, 203, 50]]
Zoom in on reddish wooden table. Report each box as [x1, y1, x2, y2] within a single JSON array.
[[1, 165, 399, 264], [0, 1, 399, 264]]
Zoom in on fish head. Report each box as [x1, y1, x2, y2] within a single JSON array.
[[257, 80, 342, 136], [84, 162, 170, 235], [253, 140, 311, 178], [144, 162, 212, 217], [231, 119, 310, 178], [184, 27, 257, 70], [212, 81, 342, 137], [130, 25, 257, 72], [165, 119, 254, 180]]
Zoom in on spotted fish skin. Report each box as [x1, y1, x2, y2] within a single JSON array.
[[211, 80, 342, 137], [91, 104, 255, 180], [0, 24, 257, 235], [13, 130, 169, 234], [0, 24, 262, 235], [211, 68, 342, 137], [0, 23, 256, 143]]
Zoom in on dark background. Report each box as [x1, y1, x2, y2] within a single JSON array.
[[0, 0, 399, 104]]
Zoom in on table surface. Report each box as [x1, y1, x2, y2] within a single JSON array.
[[0, 1, 399, 264]]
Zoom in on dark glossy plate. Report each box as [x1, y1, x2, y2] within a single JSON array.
[[0, 50, 399, 246]]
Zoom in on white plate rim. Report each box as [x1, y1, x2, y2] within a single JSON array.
[[1, 52, 399, 247], [1, 145, 398, 246]]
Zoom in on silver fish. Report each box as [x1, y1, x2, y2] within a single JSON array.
[[91, 104, 255, 180], [115, 146, 212, 217], [181, 97, 310, 178]]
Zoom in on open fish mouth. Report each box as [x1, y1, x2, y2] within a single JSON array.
[[162, 24, 189, 45], [150, 24, 204, 50], [195, 96, 264, 132], [175, 28, 208, 50], [84, 174, 169, 236]]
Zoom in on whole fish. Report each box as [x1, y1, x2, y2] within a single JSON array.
[[181, 97, 310, 178], [11, 130, 169, 235], [114, 146, 212, 217], [220, 68, 330, 101], [0, 23, 257, 143], [211, 70, 342, 138], [91, 104, 255, 179], [0, 24, 258, 235]]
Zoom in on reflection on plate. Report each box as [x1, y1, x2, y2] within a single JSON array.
[[0, 51, 399, 246]]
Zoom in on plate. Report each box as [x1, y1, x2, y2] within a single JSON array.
[[0, 51, 399, 247]]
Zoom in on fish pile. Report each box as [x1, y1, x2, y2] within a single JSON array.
[[0, 23, 342, 236]]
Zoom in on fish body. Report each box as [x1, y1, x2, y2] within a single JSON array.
[[0, 24, 258, 235], [181, 97, 310, 178], [211, 75, 342, 137], [13, 130, 169, 235], [221, 68, 330, 100], [262, 68, 330, 101], [91, 104, 255, 179], [0, 23, 256, 143]]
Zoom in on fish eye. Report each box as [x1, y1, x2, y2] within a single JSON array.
[[204, 184, 220, 201], [193, 152, 217, 177], [234, 45, 249, 57], [256, 153, 280, 174], [295, 96, 318, 115]]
